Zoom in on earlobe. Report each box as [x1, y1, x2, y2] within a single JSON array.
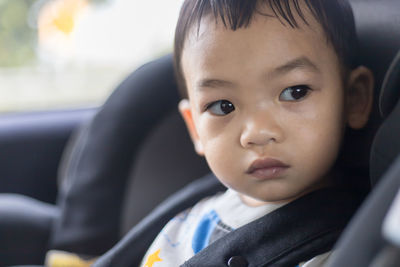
[[178, 99, 204, 155], [346, 66, 374, 129]]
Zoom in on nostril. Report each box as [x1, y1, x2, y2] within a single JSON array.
[[240, 116, 284, 147], [241, 133, 277, 148]]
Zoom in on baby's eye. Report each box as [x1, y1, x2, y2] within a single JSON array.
[[279, 85, 311, 101], [206, 100, 235, 116]]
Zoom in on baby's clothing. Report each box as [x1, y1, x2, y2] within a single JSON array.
[[92, 174, 364, 267], [140, 189, 331, 267]]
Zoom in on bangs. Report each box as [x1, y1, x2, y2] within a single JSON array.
[[174, 0, 357, 97], [190, 0, 318, 32]]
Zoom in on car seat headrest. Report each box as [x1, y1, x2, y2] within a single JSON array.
[[370, 49, 400, 186], [51, 54, 183, 255], [350, 0, 400, 89], [380, 50, 400, 118], [339, 0, 400, 185]]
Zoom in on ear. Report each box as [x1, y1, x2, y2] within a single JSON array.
[[178, 99, 204, 155], [345, 66, 374, 129]]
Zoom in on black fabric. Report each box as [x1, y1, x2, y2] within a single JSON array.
[[380, 50, 400, 118], [49, 55, 181, 256], [120, 110, 210, 234], [326, 155, 400, 267], [93, 180, 363, 267], [326, 46, 400, 266], [0, 194, 58, 266], [349, 0, 400, 89], [370, 97, 400, 186], [370, 51, 400, 186], [93, 173, 226, 267], [0, 109, 92, 204], [183, 186, 364, 267], [339, 0, 400, 177]]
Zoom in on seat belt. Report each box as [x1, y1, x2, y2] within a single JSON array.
[[94, 175, 364, 267], [183, 185, 365, 267]]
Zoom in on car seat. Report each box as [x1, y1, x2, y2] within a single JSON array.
[[325, 48, 400, 267], [48, 54, 212, 257], [326, 1, 400, 265], [64, 0, 400, 265], [1, 0, 399, 266], [0, 54, 213, 266]]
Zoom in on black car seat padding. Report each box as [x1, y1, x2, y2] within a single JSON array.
[[326, 50, 400, 266], [380, 50, 400, 118], [326, 155, 400, 267], [370, 49, 400, 186], [338, 0, 400, 178], [50, 55, 210, 256]]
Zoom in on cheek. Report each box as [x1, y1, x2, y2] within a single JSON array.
[[291, 100, 345, 176], [196, 116, 241, 181], [203, 139, 240, 189], [196, 113, 236, 148]]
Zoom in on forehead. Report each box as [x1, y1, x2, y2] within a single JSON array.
[[181, 6, 341, 95]]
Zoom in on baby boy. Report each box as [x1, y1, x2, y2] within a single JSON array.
[[141, 0, 374, 266]]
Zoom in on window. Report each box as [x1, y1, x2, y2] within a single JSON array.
[[0, 0, 182, 112]]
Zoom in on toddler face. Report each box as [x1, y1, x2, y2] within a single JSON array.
[[179, 7, 371, 206]]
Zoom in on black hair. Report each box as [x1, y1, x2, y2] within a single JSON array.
[[173, 0, 359, 98]]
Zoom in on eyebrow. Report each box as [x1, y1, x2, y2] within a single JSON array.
[[270, 56, 320, 77], [196, 78, 236, 90]]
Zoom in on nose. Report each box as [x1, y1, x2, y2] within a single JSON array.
[[240, 110, 284, 148]]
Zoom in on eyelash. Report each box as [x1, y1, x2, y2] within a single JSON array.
[[205, 99, 235, 116], [279, 85, 312, 101], [203, 85, 312, 115]]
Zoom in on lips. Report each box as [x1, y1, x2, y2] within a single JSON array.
[[246, 158, 289, 180]]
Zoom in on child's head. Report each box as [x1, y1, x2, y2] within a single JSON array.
[[174, 0, 374, 206]]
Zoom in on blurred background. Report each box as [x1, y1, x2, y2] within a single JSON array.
[[0, 0, 182, 112]]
